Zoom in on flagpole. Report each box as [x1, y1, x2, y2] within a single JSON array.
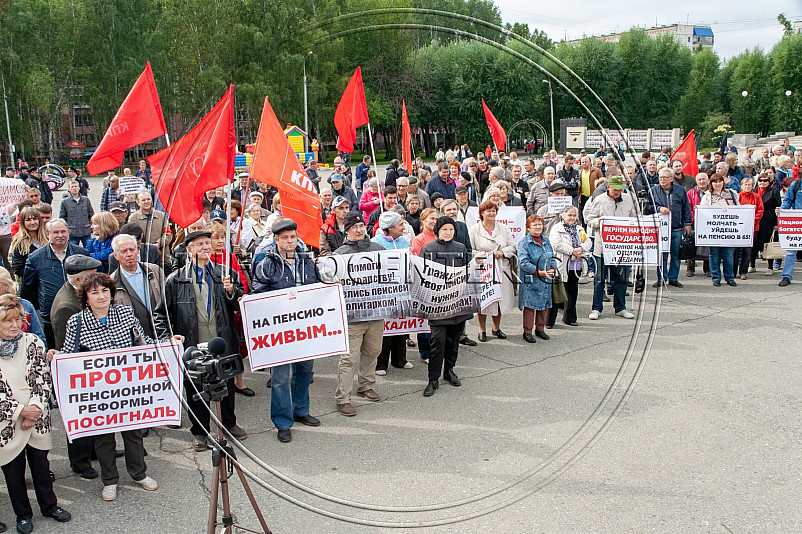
[[366, 122, 383, 214], [225, 176, 232, 274]]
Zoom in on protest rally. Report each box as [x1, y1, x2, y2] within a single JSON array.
[[0, 1, 801, 532]]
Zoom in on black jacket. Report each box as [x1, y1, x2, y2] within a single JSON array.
[[419, 238, 473, 325], [10, 242, 38, 279], [333, 237, 385, 255], [385, 165, 400, 188], [153, 262, 244, 356], [251, 244, 320, 293]]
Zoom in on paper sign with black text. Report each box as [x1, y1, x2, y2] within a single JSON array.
[[384, 316, 429, 336], [317, 250, 411, 322], [547, 196, 573, 214], [465, 205, 527, 243], [601, 217, 659, 266], [478, 257, 503, 308], [408, 255, 481, 320], [51, 341, 183, 442], [239, 283, 349, 370], [694, 205, 755, 247], [778, 209, 802, 250], [119, 175, 146, 195]]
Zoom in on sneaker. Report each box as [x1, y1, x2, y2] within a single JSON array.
[[740, 274, 747, 280], [765, 269, 775, 276], [748, 267, 756, 273], [403, 362, 414, 369], [102, 484, 118, 501], [779, 277, 791, 287], [588, 310, 600, 320], [375, 369, 387, 376], [615, 310, 635, 319], [135, 476, 158, 491], [420, 358, 429, 364], [192, 435, 207, 452]]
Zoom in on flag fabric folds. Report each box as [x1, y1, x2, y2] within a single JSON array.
[[148, 85, 236, 228], [482, 98, 507, 152], [250, 95, 321, 247], [671, 129, 700, 177], [334, 67, 369, 154], [401, 100, 412, 174], [87, 62, 166, 175]]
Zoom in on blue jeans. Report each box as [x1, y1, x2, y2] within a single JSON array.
[[709, 247, 735, 282], [781, 250, 797, 280], [69, 235, 90, 248], [657, 230, 683, 283], [592, 255, 627, 313], [417, 333, 430, 360], [270, 360, 314, 430]]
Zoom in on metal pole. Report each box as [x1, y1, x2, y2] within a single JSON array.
[[1, 68, 14, 167], [785, 90, 792, 132], [741, 90, 748, 136], [543, 79, 555, 151], [303, 51, 312, 154], [366, 122, 383, 213]]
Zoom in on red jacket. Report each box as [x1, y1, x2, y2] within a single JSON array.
[[738, 191, 764, 231]]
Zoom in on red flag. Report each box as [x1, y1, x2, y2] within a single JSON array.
[[670, 130, 699, 177], [401, 100, 412, 173], [334, 67, 369, 153], [250, 96, 321, 247], [148, 85, 236, 228], [87, 62, 166, 175], [481, 98, 506, 152]]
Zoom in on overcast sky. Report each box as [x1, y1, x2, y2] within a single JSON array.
[[494, 0, 802, 60]]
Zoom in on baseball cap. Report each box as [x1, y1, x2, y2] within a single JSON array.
[[608, 175, 626, 190], [109, 201, 127, 212], [332, 196, 350, 208], [210, 209, 226, 221]]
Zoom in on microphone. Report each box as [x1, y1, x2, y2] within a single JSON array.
[[207, 337, 227, 356]]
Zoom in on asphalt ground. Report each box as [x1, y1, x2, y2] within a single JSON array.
[[9, 173, 800, 534]]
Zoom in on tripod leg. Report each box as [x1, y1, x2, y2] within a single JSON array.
[[232, 462, 272, 534], [207, 465, 220, 534]]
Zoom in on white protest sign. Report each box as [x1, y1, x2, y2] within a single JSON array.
[[778, 209, 802, 250], [384, 316, 430, 336], [694, 205, 755, 247], [409, 255, 480, 320], [639, 213, 671, 254], [600, 216, 659, 266], [547, 196, 573, 214], [478, 257, 503, 309], [51, 342, 183, 442], [465, 205, 527, 243], [0, 177, 30, 205], [316, 250, 411, 322], [239, 282, 349, 370], [119, 175, 146, 195]]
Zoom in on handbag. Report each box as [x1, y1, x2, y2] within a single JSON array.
[[552, 273, 567, 304], [763, 231, 785, 260], [678, 232, 696, 260]]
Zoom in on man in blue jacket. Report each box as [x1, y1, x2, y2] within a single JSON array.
[[354, 155, 371, 196], [644, 169, 692, 288], [778, 178, 802, 287], [20, 218, 89, 349], [251, 219, 322, 443], [425, 162, 456, 200]]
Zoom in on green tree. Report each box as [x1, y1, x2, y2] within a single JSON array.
[[676, 48, 722, 134]]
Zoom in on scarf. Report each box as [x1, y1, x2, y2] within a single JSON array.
[[0, 333, 23, 359], [563, 222, 580, 244]]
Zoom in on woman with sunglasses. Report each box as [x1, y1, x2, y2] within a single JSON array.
[[752, 171, 782, 273]]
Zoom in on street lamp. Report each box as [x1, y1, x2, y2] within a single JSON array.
[[542, 79, 555, 151], [785, 90, 792, 131], [0, 61, 14, 168], [303, 50, 313, 153], [741, 90, 748, 135]]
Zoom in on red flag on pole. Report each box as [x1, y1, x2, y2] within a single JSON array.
[[250, 96, 321, 247], [87, 62, 167, 175], [148, 85, 236, 228], [401, 100, 412, 173], [481, 98, 507, 152], [670, 129, 699, 177], [334, 67, 369, 153]]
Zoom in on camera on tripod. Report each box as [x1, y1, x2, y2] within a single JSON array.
[[182, 337, 244, 402]]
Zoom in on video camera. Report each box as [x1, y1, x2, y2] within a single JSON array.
[[182, 337, 244, 402]]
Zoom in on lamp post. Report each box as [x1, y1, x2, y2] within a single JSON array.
[[303, 50, 313, 153], [741, 90, 748, 136], [785, 90, 792, 131], [1, 63, 13, 167], [542, 79, 555, 151]]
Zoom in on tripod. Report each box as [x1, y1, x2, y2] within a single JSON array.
[[205, 400, 272, 534]]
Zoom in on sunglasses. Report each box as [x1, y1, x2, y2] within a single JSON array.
[[758, 179, 768, 183]]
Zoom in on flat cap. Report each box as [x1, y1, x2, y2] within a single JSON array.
[[272, 219, 298, 235], [64, 255, 102, 275], [184, 230, 212, 245]]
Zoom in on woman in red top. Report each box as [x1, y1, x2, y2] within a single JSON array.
[[736, 177, 764, 280], [411, 208, 439, 256], [208, 222, 254, 396]]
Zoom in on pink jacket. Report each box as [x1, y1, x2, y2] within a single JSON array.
[[360, 190, 381, 221]]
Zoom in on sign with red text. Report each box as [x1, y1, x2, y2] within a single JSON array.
[[601, 217, 659, 266], [0, 177, 30, 205], [638, 213, 671, 255], [778, 209, 802, 250], [478, 257, 503, 308], [694, 205, 755, 247], [52, 341, 183, 442], [239, 283, 349, 370], [383, 316, 429, 336], [465, 205, 527, 243]]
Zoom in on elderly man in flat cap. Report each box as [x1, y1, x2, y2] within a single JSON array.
[[251, 219, 322, 443], [154, 230, 247, 451], [332, 212, 386, 417]]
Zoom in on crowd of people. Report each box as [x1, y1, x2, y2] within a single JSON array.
[[0, 136, 798, 533]]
